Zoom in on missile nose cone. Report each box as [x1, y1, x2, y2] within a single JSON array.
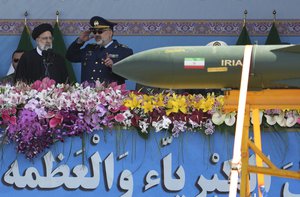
[[112, 54, 136, 78], [113, 48, 172, 88]]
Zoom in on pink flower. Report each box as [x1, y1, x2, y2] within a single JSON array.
[[42, 77, 56, 86], [119, 105, 128, 112], [31, 77, 56, 92], [31, 80, 42, 91], [297, 117, 300, 124], [10, 108, 17, 114], [2, 112, 10, 122], [45, 111, 55, 118], [9, 116, 17, 125], [114, 114, 125, 122], [109, 82, 118, 88], [49, 113, 63, 128]]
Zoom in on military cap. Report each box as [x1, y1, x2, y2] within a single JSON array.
[[32, 23, 53, 40], [89, 16, 117, 30]]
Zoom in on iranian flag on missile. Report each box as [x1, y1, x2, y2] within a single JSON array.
[[184, 58, 205, 69]]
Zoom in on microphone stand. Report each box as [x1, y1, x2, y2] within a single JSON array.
[[42, 49, 54, 77]]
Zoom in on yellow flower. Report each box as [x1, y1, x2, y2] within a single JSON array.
[[152, 93, 165, 108], [216, 95, 224, 106], [189, 94, 205, 110], [166, 94, 187, 115], [142, 94, 153, 102], [178, 95, 187, 114], [201, 93, 215, 112], [215, 95, 225, 111], [166, 102, 177, 115], [191, 99, 202, 110], [123, 92, 141, 109], [142, 100, 154, 113]]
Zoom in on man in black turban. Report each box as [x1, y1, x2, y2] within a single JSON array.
[[66, 16, 133, 84], [14, 23, 68, 84]]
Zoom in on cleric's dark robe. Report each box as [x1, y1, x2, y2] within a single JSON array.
[[14, 49, 68, 84]]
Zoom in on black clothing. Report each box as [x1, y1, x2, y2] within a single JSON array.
[[14, 49, 68, 84], [66, 39, 133, 84]]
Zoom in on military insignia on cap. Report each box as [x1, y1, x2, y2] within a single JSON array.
[[94, 20, 99, 26]]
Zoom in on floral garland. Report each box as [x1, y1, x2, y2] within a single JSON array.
[[0, 78, 299, 159]]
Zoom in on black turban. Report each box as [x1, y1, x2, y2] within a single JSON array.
[[32, 23, 53, 40]]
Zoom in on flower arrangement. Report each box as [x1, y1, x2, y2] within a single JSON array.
[[0, 78, 299, 159]]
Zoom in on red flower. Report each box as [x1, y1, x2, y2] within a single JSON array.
[[1, 109, 17, 125], [9, 116, 17, 125], [131, 114, 141, 127], [49, 113, 63, 128], [115, 114, 125, 122], [2, 112, 10, 122]]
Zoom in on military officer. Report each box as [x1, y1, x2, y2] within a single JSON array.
[[66, 16, 133, 84]]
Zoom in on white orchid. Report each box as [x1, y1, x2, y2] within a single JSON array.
[[225, 112, 236, 126], [139, 120, 149, 133], [286, 110, 299, 127], [275, 112, 286, 127], [152, 120, 163, 132], [162, 116, 172, 129], [212, 111, 226, 125], [264, 114, 277, 125]]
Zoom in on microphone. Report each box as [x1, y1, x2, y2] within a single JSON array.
[[42, 49, 54, 77], [42, 49, 55, 63]]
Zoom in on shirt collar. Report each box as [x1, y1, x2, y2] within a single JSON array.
[[36, 47, 43, 56], [104, 41, 113, 48]]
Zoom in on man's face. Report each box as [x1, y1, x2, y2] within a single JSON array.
[[92, 28, 112, 46], [12, 52, 24, 70], [36, 31, 53, 51]]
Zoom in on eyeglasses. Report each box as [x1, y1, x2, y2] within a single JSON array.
[[13, 58, 20, 63], [39, 36, 54, 41]]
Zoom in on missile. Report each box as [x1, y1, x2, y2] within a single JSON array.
[[112, 45, 300, 89]]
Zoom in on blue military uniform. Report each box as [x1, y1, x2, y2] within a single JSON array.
[[66, 16, 133, 84], [66, 39, 133, 84]]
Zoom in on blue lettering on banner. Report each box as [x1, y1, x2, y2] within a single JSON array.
[[0, 130, 299, 197]]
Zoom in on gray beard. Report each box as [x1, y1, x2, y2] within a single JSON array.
[[38, 43, 52, 51], [96, 39, 104, 46], [96, 38, 111, 47]]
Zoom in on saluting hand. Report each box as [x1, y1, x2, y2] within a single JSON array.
[[78, 30, 92, 43], [103, 53, 114, 68]]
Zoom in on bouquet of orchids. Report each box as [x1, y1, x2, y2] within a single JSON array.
[[0, 78, 299, 159]]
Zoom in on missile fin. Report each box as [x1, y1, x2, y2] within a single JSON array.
[[271, 45, 300, 53]]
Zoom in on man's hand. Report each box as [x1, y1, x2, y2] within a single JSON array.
[[77, 30, 92, 44], [103, 53, 114, 68]]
